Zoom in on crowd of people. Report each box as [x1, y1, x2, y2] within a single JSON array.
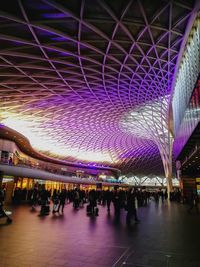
[[27, 186, 148, 223], [2, 185, 170, 224], [1, 184, 199, 225]]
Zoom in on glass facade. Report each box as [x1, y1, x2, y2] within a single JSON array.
[[173, 77, 200, 158], [172, 18, 200, 159]]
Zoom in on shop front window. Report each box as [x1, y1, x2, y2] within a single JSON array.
[[1, 151, 9, 163]]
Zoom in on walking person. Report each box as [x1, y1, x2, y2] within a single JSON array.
[[88, 189, 97, 215], [39, 185, 50, 215], [159, 190, 164, 203], [57, 189, 67, 213], [73, 188, 80, 209], [52, 189, 59, 214], [113, 187, 121, 218], [30, 186, 38, 210], [126, 187, 140, 225], [105, 189, 113, 213], [188, 191, 199, 213]]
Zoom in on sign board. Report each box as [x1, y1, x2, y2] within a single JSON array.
[[196, 178, 200, 193]]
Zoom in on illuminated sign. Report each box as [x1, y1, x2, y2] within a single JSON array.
[[196, 178, 200, 191]]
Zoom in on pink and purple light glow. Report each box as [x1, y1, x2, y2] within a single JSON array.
[[0, 0, 197, 176]]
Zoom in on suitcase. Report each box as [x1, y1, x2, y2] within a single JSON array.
[[86, 205, 92, 214], [41, 205, 50, 215], [94, 207, 99, 216], [44, 206, 50, 213]]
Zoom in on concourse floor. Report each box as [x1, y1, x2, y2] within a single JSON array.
[[0, 200, 200, 267]]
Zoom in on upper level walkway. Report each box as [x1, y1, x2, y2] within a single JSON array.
[[0, 200, 199, 267], [0, 163, 123, 187]]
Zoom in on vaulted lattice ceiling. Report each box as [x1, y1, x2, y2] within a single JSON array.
[[0, 0, 198, 176]]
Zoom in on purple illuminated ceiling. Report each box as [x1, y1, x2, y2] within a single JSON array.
[[0, 0, 198, 176]]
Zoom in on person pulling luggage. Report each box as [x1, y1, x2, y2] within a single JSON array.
[[87, 189, 98, 216], [39, 185, 50, 215], [52, 189, 59, 214]]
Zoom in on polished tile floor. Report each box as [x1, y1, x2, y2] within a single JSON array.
[[0, 200, 200, 267]]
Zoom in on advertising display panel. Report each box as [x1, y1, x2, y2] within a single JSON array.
[[196, 178, 200, 194]]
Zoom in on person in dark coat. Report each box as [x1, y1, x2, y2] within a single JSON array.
[[188, 191, 199, 213], [113, 187, 122, 217], [30, 186, 38, 210], [126, 187, 139, 225], [73, 188, 80, 209], [57, 189, 67, 213], [52, 189, 59, 213], [88, 189, 97, 214], [39, 185, 49, 215], [105, 189, 113, 213]]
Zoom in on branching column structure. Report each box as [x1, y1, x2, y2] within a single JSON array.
[[121, 95, 173, 192]]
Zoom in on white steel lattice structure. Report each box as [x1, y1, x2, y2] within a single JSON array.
[[119, 175, 180, 187], [0, 0, 199, 188], [172, 17, 200, 157]]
